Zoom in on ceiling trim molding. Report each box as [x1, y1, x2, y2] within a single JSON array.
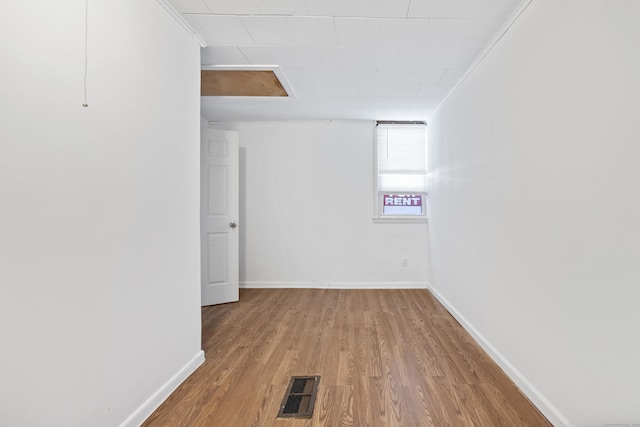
[[156, 0, 207, 48], [428, 0, 534, 119]]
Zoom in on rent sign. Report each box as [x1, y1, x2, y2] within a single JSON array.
[[383, 194, 423, 215]]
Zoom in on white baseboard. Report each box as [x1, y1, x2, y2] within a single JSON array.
[[240, 281, 428, 289], [119, 350, 205, 427], [427, 286, 571, 427]]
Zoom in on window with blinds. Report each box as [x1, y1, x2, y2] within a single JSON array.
[[375, 122, 427, 218]]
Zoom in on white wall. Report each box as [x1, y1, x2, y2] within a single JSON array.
[[212, 121, 428, 288], [427, 1, 640, 425], [0, 1, 202, 426]]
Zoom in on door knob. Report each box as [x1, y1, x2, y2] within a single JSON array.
[[229, 221, 237, 229]]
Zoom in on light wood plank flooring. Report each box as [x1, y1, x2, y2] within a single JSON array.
[[143, 289, 550, 426]]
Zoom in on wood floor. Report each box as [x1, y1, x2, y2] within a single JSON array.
[[143, 289, 550, 427]]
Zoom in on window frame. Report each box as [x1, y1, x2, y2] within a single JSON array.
[[373, 121, 428, 223]]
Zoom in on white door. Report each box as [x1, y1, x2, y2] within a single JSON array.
[[201, 127, 239, 306]]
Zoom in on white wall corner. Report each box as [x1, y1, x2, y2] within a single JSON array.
[[427, 285, 572, 427], [119, 350, 205, 427], [428, 0, 534, 120], [156, 0, 207, 47]]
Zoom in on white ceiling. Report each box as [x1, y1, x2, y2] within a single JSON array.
[[167, 0, 524, 122]]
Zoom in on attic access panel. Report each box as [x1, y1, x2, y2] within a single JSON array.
[[201, 70, 288, 97]]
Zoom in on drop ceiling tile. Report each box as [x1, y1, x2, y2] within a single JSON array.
[[201, 0, 258, 14], [376, 68, 445, 85], [240, 16, 292, 45], [421, 19, 505, 50], [333, 17, 431, 49], [357, 0, 412, 18], [323, 84, 360, 97], [458, 0, 520, 19], [335, 18, 382, 47], [288, 17, 338, 46], [240, 46, 323, 67], [416, 85, 452, 98], [422, 98, 443, 108], [370, 97, 428, 108], [322, 83, 360, 98], [326, 67, 377, 84], [279, 67, 341, 100], [379, 19, 429, 48], [320, 47, 398, 68], [333, 97, 374, 107], [202, 0, 310, 15], [184, 15, 254, 45], [277, 66, 324, 85], [187, 0, 519, 122], [201, 46, 250, 66], [306, 0, 359, 17], [168, 0, 211, 14], [359, 85, 431, 99], [359, 84, 389, 97], [387, 85, 421, 97], [255, 0, 309, 15], [395, 48, 434, 68], [421, 19, 475, 49], [396, 48, 480, 68], [407, 0, 465, 18], [240, 16, 337, 46], [438, 68, 466, 84], [466, 19, 504, 48]]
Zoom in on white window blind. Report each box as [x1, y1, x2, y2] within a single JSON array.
[[377, 124, 427, 193]]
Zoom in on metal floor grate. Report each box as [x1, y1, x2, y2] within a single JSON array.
[[277, 376, 320, 419]]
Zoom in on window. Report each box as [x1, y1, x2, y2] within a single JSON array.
[[374, 121, 427, 220]]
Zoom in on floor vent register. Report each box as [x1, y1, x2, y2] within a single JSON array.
[[277, 376, 320, 419]]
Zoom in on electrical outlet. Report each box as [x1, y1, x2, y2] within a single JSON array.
[[401, 258, 409, 267]]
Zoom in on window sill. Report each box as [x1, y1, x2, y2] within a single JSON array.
[[372, 217, 428, 224]]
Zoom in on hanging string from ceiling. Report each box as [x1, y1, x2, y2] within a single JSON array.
[[82, 0, 89, 107]]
